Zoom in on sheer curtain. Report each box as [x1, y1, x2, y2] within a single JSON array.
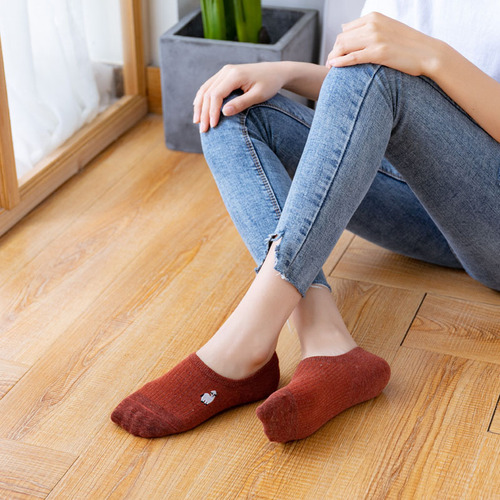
[[0, 0, 100, 178]]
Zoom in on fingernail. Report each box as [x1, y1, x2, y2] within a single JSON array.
[[223, 105, 234, 116]]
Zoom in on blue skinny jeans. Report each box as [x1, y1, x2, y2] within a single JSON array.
[[200, 64, 500, 298]]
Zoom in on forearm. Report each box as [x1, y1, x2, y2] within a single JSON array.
[[426, 41, 500, 143], [279, 61, 330, 101]]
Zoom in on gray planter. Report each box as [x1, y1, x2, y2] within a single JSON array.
[[159, 7, 319, 153]]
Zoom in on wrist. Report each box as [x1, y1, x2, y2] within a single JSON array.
[[278, 61, 298, 88], [423, 38, 449, 79]]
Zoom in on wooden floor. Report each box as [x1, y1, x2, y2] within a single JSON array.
[[0, 115, 499, 499]]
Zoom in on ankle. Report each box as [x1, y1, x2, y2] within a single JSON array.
[[196, 333, 276, 380], [222, 338, 275, 370], [299, 328, 357, 359]]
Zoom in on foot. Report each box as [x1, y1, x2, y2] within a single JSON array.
[[111, 350, 280, 438], [256, 347, 390, 443]]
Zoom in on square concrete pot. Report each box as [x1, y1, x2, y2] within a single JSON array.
[[160, 7, 319, 153]]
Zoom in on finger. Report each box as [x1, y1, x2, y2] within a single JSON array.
[[209, 94, 224, 128], [222, 87, 264, 115], [193, 91, 203, 123], [326, 48, 335, 65], [193, 98, 202, 124], [340, 15, 368, 33], [193, 74, 218, 123], [194, 71, 221, 102], [329, 49, 371, 68], [328, 30, 369, 61], [198, 73, 228, 131], [325, 25, 359, 63], [326, 45, 345, 66], [199, 93, 211, 133], [204, 78, 247, 128]]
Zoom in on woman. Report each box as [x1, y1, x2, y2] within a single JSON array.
[[111, 1, 500, 442]]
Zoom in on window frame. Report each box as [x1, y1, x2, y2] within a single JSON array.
[[0, 0, 147, 236]]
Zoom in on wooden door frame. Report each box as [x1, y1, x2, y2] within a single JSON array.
[[0, 0, 148, 237]]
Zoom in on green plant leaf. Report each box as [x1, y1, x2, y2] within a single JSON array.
[[233, 0, 262, 43], [200, 0, 227, 40]]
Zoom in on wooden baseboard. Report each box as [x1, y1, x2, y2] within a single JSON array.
[[0, 95, 148, 237], [146, 66, 162, 114]]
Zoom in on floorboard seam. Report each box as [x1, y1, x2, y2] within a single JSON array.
[[487, 393, 500, 434], [399, 292, 427, 347]]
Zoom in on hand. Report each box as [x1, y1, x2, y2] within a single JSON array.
[[326, 12, 440, 77], [193, 62, 285, 133]]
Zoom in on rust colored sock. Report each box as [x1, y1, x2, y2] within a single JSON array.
[[256, 347, 390, 443], [111, 351, 280, 438]]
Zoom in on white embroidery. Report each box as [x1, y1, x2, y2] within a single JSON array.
[[200, 390, 217, 405]]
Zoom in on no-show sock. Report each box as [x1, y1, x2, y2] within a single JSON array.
[[111, 351, 280, 438], [256, 347, 390, 443]]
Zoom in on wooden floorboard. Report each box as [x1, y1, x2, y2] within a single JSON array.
[[1, 115, 498, 499], [404, 294, 500, 364], [0, 359, 29, 399], [0, 438, 76, 499], [332, 236, 500, 306], [320, 348, 500, 499], [0, 138, 208, 366], [0, 117, 161, 282]]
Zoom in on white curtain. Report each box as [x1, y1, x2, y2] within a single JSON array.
[[0, 0, 100, 178]]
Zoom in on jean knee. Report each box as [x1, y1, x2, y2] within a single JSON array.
[[321, 63, 415, 104], [320, 63, 380, 92], [200, 96, 242, 149]]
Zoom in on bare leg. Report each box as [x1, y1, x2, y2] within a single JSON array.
[[290, 285, 357, 359], [197, 239, 357, 378], [196, 239, 301, 379]]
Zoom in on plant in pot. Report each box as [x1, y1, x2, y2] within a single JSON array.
[[200, 0, 267, 44], [160, 1, 319, 153]]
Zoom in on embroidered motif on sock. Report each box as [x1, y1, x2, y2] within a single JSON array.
[[201, 390, 217, 405]]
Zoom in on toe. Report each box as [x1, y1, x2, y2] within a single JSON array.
[[110, 396, 179, 438], [256, 389, 297, 443]]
